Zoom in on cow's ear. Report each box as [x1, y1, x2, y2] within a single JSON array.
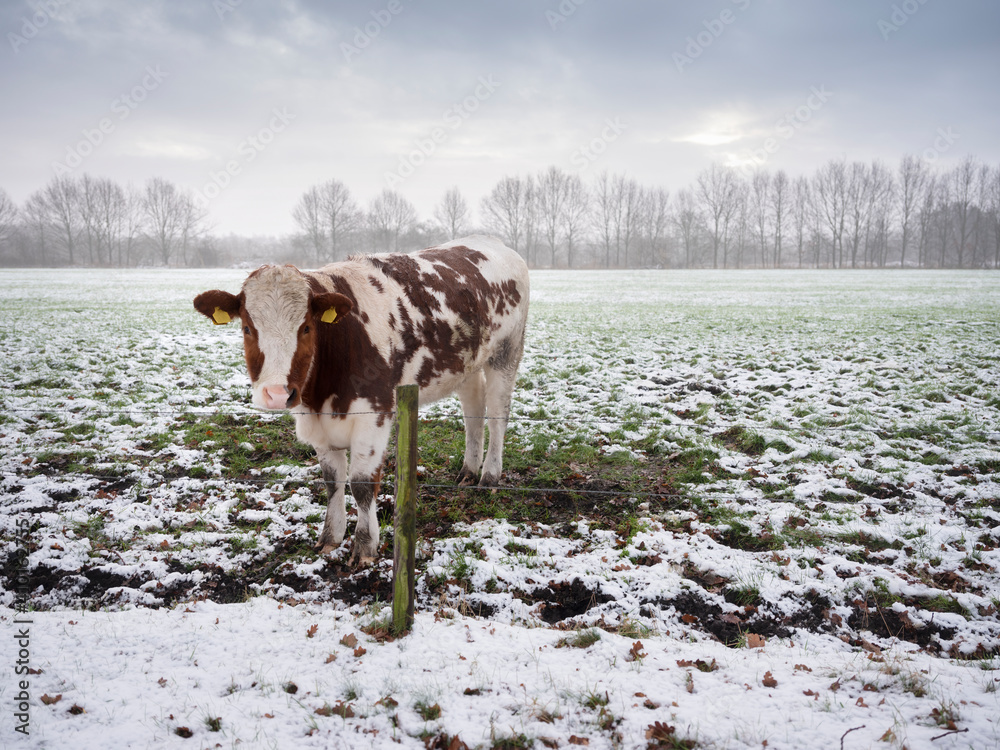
[[194, 290, 241, 325], [312, 292, 353, 325]]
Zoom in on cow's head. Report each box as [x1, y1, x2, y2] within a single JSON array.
[[194, 265, 352, 410]]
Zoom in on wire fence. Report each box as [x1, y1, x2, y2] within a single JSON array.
[[0, 401, 945, 436], [2, 388, 988, 513]]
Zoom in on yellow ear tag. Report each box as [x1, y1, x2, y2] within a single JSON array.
[[212, 307, 232, 325], [320, 308, 338, 324]]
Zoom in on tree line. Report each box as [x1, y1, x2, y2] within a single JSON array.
[[2, 154, 998, 269]]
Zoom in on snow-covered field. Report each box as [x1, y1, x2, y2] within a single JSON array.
[[2, 268, 999, 749]]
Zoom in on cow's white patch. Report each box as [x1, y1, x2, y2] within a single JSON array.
[[242, 266, 310, 409]]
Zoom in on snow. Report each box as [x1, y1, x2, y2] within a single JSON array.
[[2, 268, 1000, 748]]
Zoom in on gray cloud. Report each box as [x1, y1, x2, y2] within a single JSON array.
[[2, 0, 998, 234]]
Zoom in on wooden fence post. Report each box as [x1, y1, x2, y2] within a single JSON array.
[[392, 384, 418, 635]]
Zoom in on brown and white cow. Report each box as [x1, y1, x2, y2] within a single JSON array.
[[193, 235, 529, 565]]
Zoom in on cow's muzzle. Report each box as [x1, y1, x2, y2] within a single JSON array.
[[261, 384, 299, 410]]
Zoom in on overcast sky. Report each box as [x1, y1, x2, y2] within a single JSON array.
[[2, 0, 998, 236]]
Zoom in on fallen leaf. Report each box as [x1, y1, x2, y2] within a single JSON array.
[[746, 634, 766, 649], [340, 633, 358, 648], [68, 704, 85, 715], [762, 671, 778, 688], [646, 722, 677, 741], [174, 726, 192, 738], [325, 653, 337, 664], [40, 694, 62, 705], [306, 624, 318, 639], [627, 641, 646, 661], [568, 737, 589, 746], [353, 646, 367, 658]]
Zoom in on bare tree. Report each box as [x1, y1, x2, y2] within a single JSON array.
[[771, 170, 789, 268], [932, 177, 952, 268], [432, 186, 469, 240], [143, 177, 188, 266], [318, 179, 360, 261], [948, 156, 979, 268], [179, 192, 210, 265], [0, 188, 17, 256], [292, 185, 325, 263], [897, 155, 929, 268], [672, 188, 701, 268], [971, 162, 991, 268], [42, 175, 81, 265], [731, 177, 750, 268], [368, 189, 416, 252], [695, 163, 739, 268], [988, 165, 1000, 268], [22, 191, 51, 265], [591, 171, 615, 268], [640, 186, 670, 267], [916, 173, 937, 269], [790, 175, 811, 268], [481, 175, 532, 259], [536, 166, 569, 267], [561, 174, 589, 268], [866, 161, 895, 267], [812, 158, 847, 267], [749, 169, 770, 267], [843, 161, 875, 268], [612, 173, 641, 268]]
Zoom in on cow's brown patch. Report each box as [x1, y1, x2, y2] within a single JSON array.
[[240, 311, 264, 383]]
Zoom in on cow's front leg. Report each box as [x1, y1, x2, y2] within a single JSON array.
[[347, 428, 391, 567], [315, 447, 347, 554]]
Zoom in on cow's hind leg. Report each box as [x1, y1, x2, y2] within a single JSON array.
[[315, 447, 347, 554], [481, 335, 524, 487], [456, 370, 487, 485]]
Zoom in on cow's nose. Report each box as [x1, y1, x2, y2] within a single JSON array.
[[262, 385, 289, 410]]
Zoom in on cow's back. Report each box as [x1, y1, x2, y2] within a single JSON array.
[[303, 235, 528, 412]]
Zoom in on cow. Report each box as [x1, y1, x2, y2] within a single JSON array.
[[193, 236, 529, 566]]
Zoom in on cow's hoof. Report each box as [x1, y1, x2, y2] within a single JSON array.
[[479, 473, 499, 488], [348, 550, 376, 569], [456, 467, 478, 486]]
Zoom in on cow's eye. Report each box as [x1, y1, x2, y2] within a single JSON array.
[[303, 325, 310, 334], [243, 326, 251, 335]]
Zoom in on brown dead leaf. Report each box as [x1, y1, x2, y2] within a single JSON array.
[[340, 633, 358, 648], [568, 736, 589, 746], [746, 633, 766, 649], [627, 641, 646, 661], [325, 653, 337, 664], [306, 624, 318, 639], [40, 694, 62, 705], [353, 646, 367, 658], [762, 671, 778, 688]]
